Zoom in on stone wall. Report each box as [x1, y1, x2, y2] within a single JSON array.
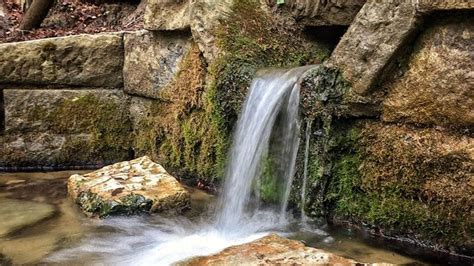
[[0, 33, 132, 170], [299, 0, 473, 254]]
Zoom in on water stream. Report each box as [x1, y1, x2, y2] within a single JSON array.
[[301, 119, 312, 222], [216, 66, 310, 231], [0, 67, 452, 265]]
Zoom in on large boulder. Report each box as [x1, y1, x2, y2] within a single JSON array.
[[182, 234, 366, 265], [382, 15, 474, 129], [0, 33, 124, 87], [326, 0, 474, 96], [123, 30, 192, 99], [326, 0, 420, 95], [67, 156, 191, 217]]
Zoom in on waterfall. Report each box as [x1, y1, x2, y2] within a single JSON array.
[[215, 66, 312, 231], [301, 119, 312, 221], [49, 66, 315, 265]]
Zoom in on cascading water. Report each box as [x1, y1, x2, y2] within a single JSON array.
[[216, 66, 311, 231], [47, 66, 316, 265], [301, 119, 312, 221]]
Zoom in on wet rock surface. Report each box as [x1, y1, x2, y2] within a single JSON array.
[[67, 156, 190, 217], [182, 234, 377, 265], [0, 198, 55, 237]]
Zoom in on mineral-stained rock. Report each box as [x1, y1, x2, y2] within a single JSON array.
[[266, 0, 366, 26], [0, 33, 123, 87], [0, 198, 55, 237], [181, 234, 369, 265], [382, 15, 474, 129], [123, 30, 191, 99], [67, 156, 190, 217], [1, 89, 132, 168], [326, 0, 420, 95]]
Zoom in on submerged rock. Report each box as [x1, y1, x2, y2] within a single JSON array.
[[67, 156, 190, 217], [182, 234, 376, 265], [0, 198, 55, 237]]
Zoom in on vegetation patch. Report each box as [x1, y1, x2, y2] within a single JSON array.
[[132, 43, 226, 184], [324, 121, 473, 251]]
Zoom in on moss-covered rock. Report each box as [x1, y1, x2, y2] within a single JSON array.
[[1, 89, 132, 168], [382, 14, 474, 130], [324, 121, 473, 253], [130, 42, 227, 183]]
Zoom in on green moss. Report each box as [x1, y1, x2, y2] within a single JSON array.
[[259, 157, 281, 203], [324, 122, 473, 249], [26, 93, 132, 166], [211, 0, 331, 129], [75, 191, 153, 218]]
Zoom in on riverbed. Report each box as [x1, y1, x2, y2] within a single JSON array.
[[0, 171, 469, 265]]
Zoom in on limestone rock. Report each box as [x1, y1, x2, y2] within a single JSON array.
[[0, 33, 124, 87], [124, 30, 191, 99], [144, 0, 233, 62], [190, 0, 234, 62], [266, 0, 366, 26], [1, 89, 132, 168], [182, 234, 377, 265], [382, 15, 474, 128], [67, 156, 190, 217], [144, 0, 191, 31], [0, 198, 55, 237], [326, 0, 420, 95], [417, 0, 474, 12]]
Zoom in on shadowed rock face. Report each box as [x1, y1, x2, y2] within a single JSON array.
[[67, 156, 190, 217], [266, 0, 366, 26], [181, 234, 372, 265]]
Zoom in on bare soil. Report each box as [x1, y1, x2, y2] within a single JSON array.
[[0, 0, 145, 43]]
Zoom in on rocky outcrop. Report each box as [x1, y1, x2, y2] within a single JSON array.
[[0, 33, 124, 87], [382, 15, 474, 129], [326, 0, 420, 95], [123, 30, 192, 99], [1, 89, 132, 168], [326, 0, 474, 96], [67, 156, 190, 217], [182, 234, 371, 265], [266, 0, 366, 26], [144, 0, 235, 62]]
